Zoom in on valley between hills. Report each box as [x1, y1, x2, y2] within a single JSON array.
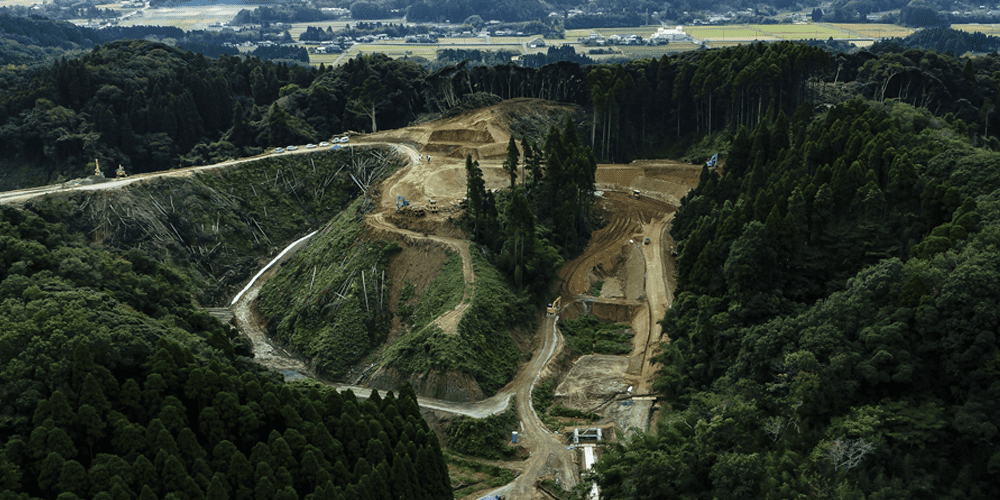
[[0, 98, 701, 499]]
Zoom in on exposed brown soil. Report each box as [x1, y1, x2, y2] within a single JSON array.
[[1, 97, 702, 500], [379, 237, 451, 343], [557, 189, 682, 307], [548, 161, 700, 446]]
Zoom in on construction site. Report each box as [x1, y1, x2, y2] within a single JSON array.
[[0, 97, 705, 500], [346, 98, 703, 498]]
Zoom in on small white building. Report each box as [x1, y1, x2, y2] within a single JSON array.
[[648, 26, 692, 45]]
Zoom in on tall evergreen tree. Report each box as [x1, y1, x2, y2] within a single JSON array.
[[465, 154, 488, 241], [502, 135, 520, 189]]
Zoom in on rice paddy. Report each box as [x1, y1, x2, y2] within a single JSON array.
[[832, 23, 916, 39], [312, 22, 927, 66], [951, 23, 1000, 36], [114, 4, 245, 30], [564, 26, 663, 40], [615, 44, 700, 57], [286, 21, 358, 40], [685, 23, 910, 42], [52, 3, 952, 67], [687, 26, 781, 41]]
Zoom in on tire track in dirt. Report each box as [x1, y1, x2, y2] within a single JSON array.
[[1, 107, 698, 499], [368, 141, 579, 497], [634, 213, 672, 395], [558, 196, 638, 304], [367, 212, 475, 336]]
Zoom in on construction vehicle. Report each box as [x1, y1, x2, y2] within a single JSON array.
[[630, 189, 641, 199], [428, 199, 438, 213], [94, 159, 103, 177], [116, 164, 128, 178], [706, 153, 719, 168], [396, 196, 425, 217], [396, 195, 410, 213], [546, 296, 561, 315], [458, 197, 468, 209]]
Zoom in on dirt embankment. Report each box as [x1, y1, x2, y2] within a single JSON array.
[[356, 231, 487, 402], [547, 163, 699, 445], [0, 96, 703, 500], [557, 190, 677, 309], [369, 366, 486, 402]]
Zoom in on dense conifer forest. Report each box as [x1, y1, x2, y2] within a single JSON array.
[[590, 96, 1000, 500], [6, 20, 1000, 190], [0, 207, 452, 499]]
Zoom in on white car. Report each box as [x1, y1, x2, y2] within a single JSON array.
[[274, 147, 285, 153], [319, 141, 330, 147], [340, 136, 350, 143], [287, 145, 298, 151], [306, 144, 316, 149]]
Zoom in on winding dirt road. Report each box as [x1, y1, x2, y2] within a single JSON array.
[[0, 146, 350, 206], [225, 139, 579, 498], [368, 210, 475, 336], [1, 100, 700, 499], [505, 313, 579, 497]]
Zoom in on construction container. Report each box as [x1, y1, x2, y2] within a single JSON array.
[[512, 431, 518, 443]]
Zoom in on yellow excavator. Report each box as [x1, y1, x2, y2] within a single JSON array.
[[116, 164, 128, 178], [546, 296, 561, 315], [94, 159, 104, 177]]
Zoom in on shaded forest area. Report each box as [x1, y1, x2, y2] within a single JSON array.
[[870, 27, 1000, 54], [0, 206, 453, 499], [5, 17, 1000, 192], [590, 97, 1000, 497], [2, 13, 1000, 496]]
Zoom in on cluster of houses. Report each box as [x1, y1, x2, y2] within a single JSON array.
[[948, 6, 1000, 17], [310, 25, 536, 50], [579, 26, 694, 46]]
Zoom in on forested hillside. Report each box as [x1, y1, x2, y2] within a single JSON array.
[[870, 26, 1000, 54], [5, 27, 1000, 191], [0, 202, 451, 499], [590, 97, 1000, 496], [4, 17, 1000, 496], [0, 13, 100, 64]]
